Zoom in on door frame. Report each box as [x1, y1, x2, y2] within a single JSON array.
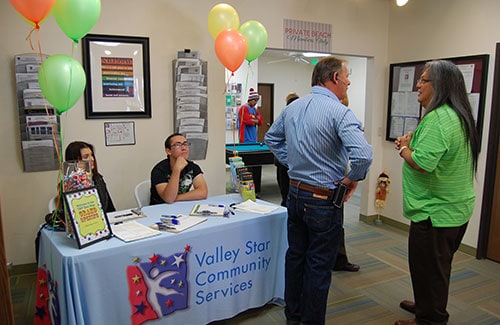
[[478, 42, 500, 259], [257, 83, 274, 142]]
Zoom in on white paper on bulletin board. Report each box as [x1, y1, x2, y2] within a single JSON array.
[[104, 121, 135, 146]]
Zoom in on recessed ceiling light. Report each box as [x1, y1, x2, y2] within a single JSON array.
[[396, 0, 409, 6]]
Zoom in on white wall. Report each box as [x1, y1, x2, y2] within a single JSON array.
[[258, 53, 367, 125], [9, 0, 481, 266], [380, 0, 500, 248]]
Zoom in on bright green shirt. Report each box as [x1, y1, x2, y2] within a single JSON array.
[[402, 104, 475, 227]]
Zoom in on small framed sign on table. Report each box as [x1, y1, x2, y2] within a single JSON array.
[[64, 187, 113, 248], [104, 121, 135, 146]]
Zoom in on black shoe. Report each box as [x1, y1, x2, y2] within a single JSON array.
[[399, 300, 416, 314], [333, 262, 360, 272]]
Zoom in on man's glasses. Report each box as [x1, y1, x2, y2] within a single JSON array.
[[416, 78, 432, 84], [171, 142, 190, 148]]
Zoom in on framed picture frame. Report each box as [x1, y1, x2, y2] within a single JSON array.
[[386, 54, 489, 145], [104, 121, 135, 146], [64, 187, 113, 248], [82, 34, 151, 119]]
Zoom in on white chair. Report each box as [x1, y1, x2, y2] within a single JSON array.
[[48, 196, 57, 212], [134, 180, 151, 208]]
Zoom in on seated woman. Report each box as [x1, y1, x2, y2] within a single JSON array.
[[62, 141, 116, 212]]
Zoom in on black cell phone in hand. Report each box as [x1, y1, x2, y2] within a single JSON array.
[[332, 183, 348, 208]]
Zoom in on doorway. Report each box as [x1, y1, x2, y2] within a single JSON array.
[[257, 83, 274, 142]]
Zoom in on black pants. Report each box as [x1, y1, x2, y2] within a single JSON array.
[[409, 218, 468, 325], [275, 161, 289, 207], [333, 228, 349, 269]]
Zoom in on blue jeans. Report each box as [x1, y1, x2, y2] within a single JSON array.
[[284, 185, 343, 325]]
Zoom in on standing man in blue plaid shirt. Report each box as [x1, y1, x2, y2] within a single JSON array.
[[265, 56, 373, 325]]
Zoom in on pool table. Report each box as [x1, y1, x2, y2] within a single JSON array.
[[225, 142, 275, 193]]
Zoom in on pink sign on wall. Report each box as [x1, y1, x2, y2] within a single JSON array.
[[283, 19, 332, 52]]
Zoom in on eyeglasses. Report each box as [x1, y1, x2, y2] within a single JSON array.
[[416, 78, 432, 84], [170, 142, 190, 148]]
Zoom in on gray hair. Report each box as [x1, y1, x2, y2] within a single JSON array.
[[424, 60, 479, 172]]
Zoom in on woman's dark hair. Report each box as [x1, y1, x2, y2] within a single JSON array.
[[64, 141, 98, 174], [424, 60, 479, 172], [311, 56, 347, 87]]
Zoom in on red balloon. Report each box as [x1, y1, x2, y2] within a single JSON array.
[[9, 0, 56, 27], [215, 29, 247, 73]]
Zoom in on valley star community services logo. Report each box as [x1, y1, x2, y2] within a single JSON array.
[[127, 245, 191, 325]]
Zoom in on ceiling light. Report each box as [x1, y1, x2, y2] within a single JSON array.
[[302, 52, 330, 58], [396, 0, 409, 6]]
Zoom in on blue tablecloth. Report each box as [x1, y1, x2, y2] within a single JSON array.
[[37, 194, 287, 325]]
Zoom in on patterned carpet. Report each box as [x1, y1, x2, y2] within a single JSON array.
[[9, 165, 500, 324]]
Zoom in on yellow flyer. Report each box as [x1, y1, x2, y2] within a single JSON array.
[[64, 187, 113, 248]]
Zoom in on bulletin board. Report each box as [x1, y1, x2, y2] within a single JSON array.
[[386, 54, 489, 142]]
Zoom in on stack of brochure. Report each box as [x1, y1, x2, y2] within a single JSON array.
[[111, 221, 161, 242]]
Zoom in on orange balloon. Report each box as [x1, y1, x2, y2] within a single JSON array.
[[9, 0, 56, 27], [215, 29, 247, 73]]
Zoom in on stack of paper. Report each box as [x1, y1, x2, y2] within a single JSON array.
[[111, 221, 161, 242], [163, 215, 207, 233], [107, 209, 146, 224], [232, 200, 278, 214]]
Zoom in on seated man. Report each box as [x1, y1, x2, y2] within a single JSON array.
[[150, 133, 208, 204]]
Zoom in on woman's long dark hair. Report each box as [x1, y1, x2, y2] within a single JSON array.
[[424, 60, 479, 172], [64, 141, 99, 174]]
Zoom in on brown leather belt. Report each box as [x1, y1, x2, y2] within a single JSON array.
[[289, 180, 333, 198]]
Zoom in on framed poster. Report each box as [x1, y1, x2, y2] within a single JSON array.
[[82, 34, 151, 119], [64, 187, 113, 248], [386, 54, 489, 143], [104, 121, 135, 146]]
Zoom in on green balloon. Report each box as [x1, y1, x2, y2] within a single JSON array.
[[38, 54, 86, 115], [239, 20, 268, 63], [53, 0, 101, 42]]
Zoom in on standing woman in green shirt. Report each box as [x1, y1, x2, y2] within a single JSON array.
[[394, 60, 479, 325]]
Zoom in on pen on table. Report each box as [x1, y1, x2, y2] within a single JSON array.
[[155, 222, 174, 230], [208, 204, 225, 208], [115, 213, 133, 218], [160, 216, 180, 225]]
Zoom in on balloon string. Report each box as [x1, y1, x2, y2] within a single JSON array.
[[224, 70, 239, 153], [26, 25, 44, 59], [224, 72, 233, 95], [57, 116, 65, 209]]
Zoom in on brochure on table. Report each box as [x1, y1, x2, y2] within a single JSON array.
[[111, 221, 161, 242], [232, 200, 278, 214]]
